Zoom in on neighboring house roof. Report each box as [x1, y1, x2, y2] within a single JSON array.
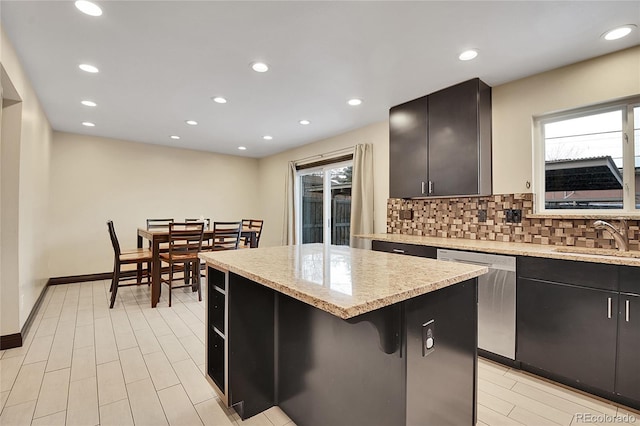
[[545, 156, 623, 191]]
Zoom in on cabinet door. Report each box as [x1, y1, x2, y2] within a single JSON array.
[[389, 96, 428, 198], [616, 292, 640, 400], [517, 278, 618, 393], [427, 79, 480, 196]]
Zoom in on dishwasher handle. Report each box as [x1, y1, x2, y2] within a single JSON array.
[[441, 258, 492, 268]]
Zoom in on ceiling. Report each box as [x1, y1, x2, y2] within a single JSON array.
[[1, 1, 639, 158]]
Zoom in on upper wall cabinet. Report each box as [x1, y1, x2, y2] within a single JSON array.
[[389, 78, 492, 198]]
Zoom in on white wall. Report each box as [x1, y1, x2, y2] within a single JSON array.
[[1, 25, 53, 333], [492, 46, 640, 195], [48, 132, 260, 277], [257, 121, 389, 247]]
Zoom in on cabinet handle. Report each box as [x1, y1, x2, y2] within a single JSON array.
[[607, 297, 612, 319], [626, 299, 630, 322], [421, 182, 425, 194], [429, 181, 434, 194], [392, 248, 405, 254]]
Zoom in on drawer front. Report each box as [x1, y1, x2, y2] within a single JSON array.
[[517, 256, 618, 291], [372, 240, 436, 258], [619, 266, 640, 295]]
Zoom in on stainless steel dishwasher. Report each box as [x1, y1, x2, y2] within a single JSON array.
[[437, 249, 516, 359]]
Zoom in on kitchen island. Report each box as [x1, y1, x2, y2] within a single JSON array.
[[199, 244, 487, 426]]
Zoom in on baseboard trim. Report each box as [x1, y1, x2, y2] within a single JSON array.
[[47, 272, 113, 286], [0, 281, 51, 350], [20, 282, 50, 339], [0, 333, 22, 350]]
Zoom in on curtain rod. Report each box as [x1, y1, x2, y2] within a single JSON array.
[[293, 145, 356, 165]]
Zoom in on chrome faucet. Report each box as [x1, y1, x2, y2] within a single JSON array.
[[593, 220, 629, 252]]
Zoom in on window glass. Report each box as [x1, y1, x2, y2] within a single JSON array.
[[301, 171, 324, 243], [544, 110, 623, 209]]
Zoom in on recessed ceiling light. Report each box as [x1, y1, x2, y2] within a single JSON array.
[[348, 99, 362, 106], [459, 49, 478, 61], [603, 25, 636, 41], [212, 96, 227, 104], [79, 64, 99, 73], [75, 0, 102, 16], [81, 100, 97, 107], [263, 135, 273, 140], [82, 121, 95, 127], [185, 120, 198, 126], [299, 119, 310, 125], [238, 146, 247, 150], [170, 135, 180, 140], [251, 62, 269, 73]]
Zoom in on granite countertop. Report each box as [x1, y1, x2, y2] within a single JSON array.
[[358, 234, 640, 267], [199, 244, 487, 319]]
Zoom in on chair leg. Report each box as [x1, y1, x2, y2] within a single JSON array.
[[196, 267, 202, 302], [110, 266, 120, 309], [191, 262, 198, 292], [109, 264, 116, 293], [168, 263, 173, 307]]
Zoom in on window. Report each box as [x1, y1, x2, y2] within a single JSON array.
[[534, 97, 640, 212], [296, 161, 353, 245]]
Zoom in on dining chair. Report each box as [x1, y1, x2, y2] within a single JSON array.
[[185, 218, 210, 229], [241, 219, 264, 248], [107, 220, 153, 309], [211, 221, 242, 251], [146, 218, 174, 229], [159, 222, 205, 307]]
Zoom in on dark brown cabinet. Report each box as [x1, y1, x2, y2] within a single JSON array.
[[389, 96, 428, 198], [517, 257, 640, 407], [517, 277, 618, 393], [389, 78, 492, 199], [616, 267, 640, 401]]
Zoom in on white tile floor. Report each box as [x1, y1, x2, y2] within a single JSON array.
[[0, 280, 638, 426]]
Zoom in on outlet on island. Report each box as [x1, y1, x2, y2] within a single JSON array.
[[478, 209, 487, 222]]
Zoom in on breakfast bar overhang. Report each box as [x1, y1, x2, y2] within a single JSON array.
[[200, 244, 487, 426]]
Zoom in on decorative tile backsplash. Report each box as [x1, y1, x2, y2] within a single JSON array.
[[387, 193, 640, 251]]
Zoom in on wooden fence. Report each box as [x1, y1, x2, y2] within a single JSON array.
[[302, 197, 351, 245]]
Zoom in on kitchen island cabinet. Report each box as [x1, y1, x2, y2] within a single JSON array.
[[200, 244, 487, 426]]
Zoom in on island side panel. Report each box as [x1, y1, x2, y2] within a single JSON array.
[[405, 278, 478, 426], [277, 293, 406, 426], [228, 273, 276, 419]]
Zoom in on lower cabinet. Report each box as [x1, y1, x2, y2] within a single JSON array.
[[616, 267, 640, 401], [518, 257, 640, 406], [517, 277, 618, 393]]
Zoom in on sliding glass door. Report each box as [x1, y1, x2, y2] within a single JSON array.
[[297, 161, 353, 245]]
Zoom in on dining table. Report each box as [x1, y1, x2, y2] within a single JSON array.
[[137, 227, 259, 307]]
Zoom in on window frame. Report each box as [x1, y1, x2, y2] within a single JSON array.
[[533, 95, 640, 215]]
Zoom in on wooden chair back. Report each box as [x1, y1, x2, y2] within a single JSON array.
[[185, 218, 211, 229], [107, 220, 122, 257], [146, 218, 174, 229], [167, 222, 205, 260], [212, 221, 242, 251], [242, 219, 264, 247]]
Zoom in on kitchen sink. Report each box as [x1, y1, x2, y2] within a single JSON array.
[[553, 246, 640, 259]]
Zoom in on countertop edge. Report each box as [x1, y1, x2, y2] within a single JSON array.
[[357, 234, 640, 266]]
